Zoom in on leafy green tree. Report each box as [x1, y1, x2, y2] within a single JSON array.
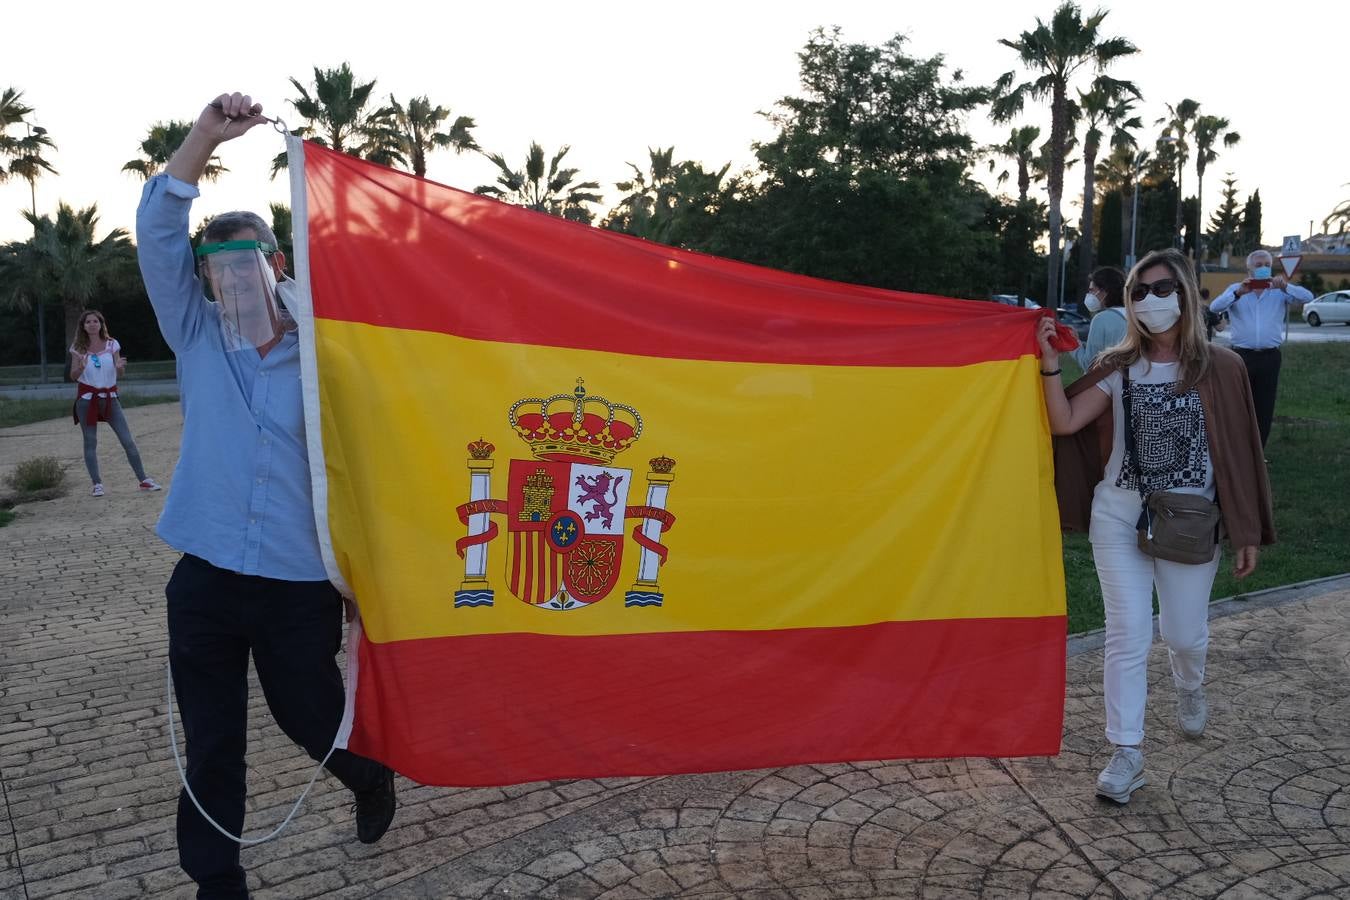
[[1076, 83, 1139, 291], [758, 27, 987, 181], [1239, 190, 1263, 255], [475, 143, 602, 224], [993, 2, 1137, 310], [602, 147, 729, 245], [369, 95, 477, 177], [123, 120, 226, 181], [690, 29, 1002, 299], [1095, 143, 1141, 264], [1181, 195, 1199, 256], [0, 203, 136, 359], [987, 126, 1041, 202], [1206, 174, 1243, 258], [272, 63, 396, 176], [1095, 189, 1123, 267], [1192, 113, 1240, 259]]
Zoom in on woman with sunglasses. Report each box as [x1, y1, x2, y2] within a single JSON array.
[[1037, 248, 1274, 804], [69, 309, 162, 497]]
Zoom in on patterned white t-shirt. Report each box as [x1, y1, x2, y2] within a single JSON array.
[[1095, 357, 1216, 501]]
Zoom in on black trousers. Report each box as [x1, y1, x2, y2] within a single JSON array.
[[1234, 347, 1282, 447], [167, 554, 382, 899]]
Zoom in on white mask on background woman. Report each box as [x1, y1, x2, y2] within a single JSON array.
[[1133, 292, 1182, 333], [1084, 293, 1102, 313]]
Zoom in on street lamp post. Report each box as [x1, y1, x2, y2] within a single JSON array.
[[27, 123, 49, 384], [1127, 151, 1145, 272], [1059, 239, 1075, 309], [1127, 137, 1177, 272]]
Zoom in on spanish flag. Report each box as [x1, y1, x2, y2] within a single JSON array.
[[286, 139, 1065, 787]]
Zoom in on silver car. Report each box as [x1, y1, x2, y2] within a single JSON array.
[[1302, 291, 1350, 326]]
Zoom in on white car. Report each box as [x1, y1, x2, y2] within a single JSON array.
[[992, 294, 1041, 308], [1302, 291, 1350, 326]]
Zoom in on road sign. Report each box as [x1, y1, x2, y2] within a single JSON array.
[[1278, 234, 1303, 279]]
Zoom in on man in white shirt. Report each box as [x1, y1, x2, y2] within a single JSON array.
[[1208, 249, 1313, 446]]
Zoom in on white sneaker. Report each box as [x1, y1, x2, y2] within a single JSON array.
[[1178, 686, 1208, 738], [91, 483, 105, 498], [138, 478, 162, 492], [1096, 746, 1146, 803]]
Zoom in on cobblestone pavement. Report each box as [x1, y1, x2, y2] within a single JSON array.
[[3, 405, 1349, 899]]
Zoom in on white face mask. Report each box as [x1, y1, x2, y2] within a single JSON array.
[[1084, 293, 1102, 313], [1133, 292, 1182, 333]]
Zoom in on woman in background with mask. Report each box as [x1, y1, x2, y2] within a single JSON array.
[[1036, 248, 1274, 805], [1071, 266, 1127, 371]]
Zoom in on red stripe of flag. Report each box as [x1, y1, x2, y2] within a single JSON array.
[[346, 616, 1066, 787]]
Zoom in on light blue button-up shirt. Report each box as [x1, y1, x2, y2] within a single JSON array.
[[136, 174, 327, 581], [1209, 280, 1314, 350]]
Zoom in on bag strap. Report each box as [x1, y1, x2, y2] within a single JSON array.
[[1119, 367, 1147, 501]]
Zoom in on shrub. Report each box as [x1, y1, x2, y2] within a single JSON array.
[[5, 456, 67, 495]]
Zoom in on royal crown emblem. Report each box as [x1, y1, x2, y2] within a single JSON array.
[[508, 383, 643, 465], [453, 380, 675, 611]]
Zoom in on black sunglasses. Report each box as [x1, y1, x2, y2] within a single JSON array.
[[1129, 278, 1185, 303]]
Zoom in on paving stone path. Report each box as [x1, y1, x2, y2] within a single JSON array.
[[3, 404, 1348, 898]]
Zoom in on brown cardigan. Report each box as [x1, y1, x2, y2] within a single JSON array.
[[1052, 345, 1276, 548]]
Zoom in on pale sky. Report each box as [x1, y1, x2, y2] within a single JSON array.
[[4, 1, 1347, 252]]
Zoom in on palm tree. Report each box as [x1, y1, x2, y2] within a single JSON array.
[[1191, 114, 1240, 260], [1077, 85, 1140, 291], [603, 147, 729, 244], [993, 2, 1137, 309], [1323, 187, 1350, 236], [986, 126, 1041, 202], [475, 143, 602, 224], [1, 89, 58, 191], [2, 87, 60, 378], [1157, 98, 1200, 248], [123, 120, 227, 181], [368, 95, 476, 178], [0, 203, 135, 360], [1, 88, 55, 186], [272, 63, 396, 177]]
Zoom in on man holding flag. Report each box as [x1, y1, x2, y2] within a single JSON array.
[[136, 92, 396, 899]]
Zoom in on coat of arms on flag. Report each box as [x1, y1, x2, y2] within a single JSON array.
[[453, 380, 676, 610]]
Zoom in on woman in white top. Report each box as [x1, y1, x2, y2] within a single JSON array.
[[1036, 249, 1264, 805], [69, 310, 161, 497]]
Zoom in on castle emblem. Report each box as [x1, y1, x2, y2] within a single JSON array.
[[453, 380, 676, 610]]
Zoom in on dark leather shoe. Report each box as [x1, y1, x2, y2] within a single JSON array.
[[353, 765, 396, 844]]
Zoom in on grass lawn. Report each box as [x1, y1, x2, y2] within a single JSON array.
[[1061, 342, 1350, 634], [0, 394, 178, 429]]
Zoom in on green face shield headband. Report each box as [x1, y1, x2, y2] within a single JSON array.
[[195, 240, 285, 351]]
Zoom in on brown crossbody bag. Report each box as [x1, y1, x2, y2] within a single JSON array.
[[1121, 371, 1221, 565]]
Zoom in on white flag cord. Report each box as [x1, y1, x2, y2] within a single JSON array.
[[166, 658, 339, 846]]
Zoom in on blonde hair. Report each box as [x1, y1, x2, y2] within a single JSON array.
[[72, 310, 111, 354], [1097, 248, 1210, 392]]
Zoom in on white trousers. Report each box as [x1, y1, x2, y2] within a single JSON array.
[[1090, 484, 1221, 746]]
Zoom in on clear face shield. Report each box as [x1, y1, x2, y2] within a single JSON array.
[[195, 240, 288, 352]]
